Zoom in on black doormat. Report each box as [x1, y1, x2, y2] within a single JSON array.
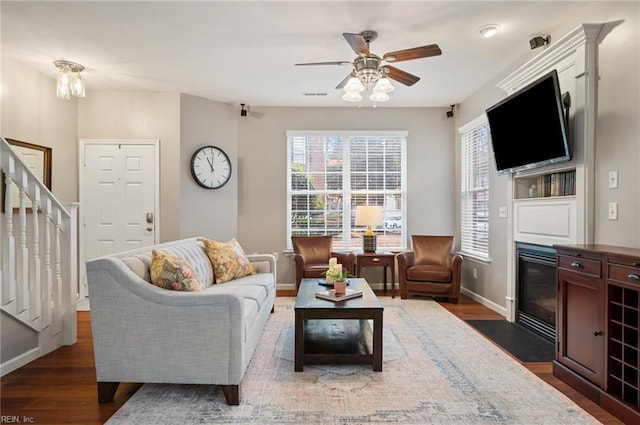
[[466, 320, 555, 363]]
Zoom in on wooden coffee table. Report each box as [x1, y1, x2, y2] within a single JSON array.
[[294, 278, 384, 372]]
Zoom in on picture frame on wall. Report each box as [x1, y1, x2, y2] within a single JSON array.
[[2, 138, 52, 213]]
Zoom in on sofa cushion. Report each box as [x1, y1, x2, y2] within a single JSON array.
[[201, 238, 255, 284], [150, 250, 204, 292]]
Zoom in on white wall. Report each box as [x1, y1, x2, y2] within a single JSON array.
[[237, 106, 454, 286], [457, 2, 640, 311], [77, 91, 182, 242], [179, 94, 238, 241], [1, 57, 78, 204]]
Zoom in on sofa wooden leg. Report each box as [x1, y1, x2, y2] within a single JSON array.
[[98, 381, 120, 403], [221, 384, 240, 405], [450, 297, 459, 304], [271, 305, 275, 313]]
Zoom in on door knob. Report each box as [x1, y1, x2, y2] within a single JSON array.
[[146, 212, 154, 224], [592, 330, 603, 336], [146, 226, 153, 232]]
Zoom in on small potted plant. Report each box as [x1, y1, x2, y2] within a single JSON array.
[[325, 269, 352, 295]]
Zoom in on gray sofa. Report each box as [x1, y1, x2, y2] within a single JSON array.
[[85, 237, 276, 405]]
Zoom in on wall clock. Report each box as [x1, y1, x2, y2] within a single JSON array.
[[190, 145, 232, 189]]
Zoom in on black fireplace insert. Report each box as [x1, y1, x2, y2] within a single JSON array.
[[516, 242, 557, 342]]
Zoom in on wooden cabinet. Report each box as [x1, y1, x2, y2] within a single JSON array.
[[554, 244, 640, 424], [606, 256, 640, 416], [556, 249, 605, 387]]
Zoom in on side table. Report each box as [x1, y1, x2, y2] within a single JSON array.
[[356, 252, 396, 298]]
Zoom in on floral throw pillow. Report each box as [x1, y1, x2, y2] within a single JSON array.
[[150, 250, 204, 292], [201, 238, 255, 284]]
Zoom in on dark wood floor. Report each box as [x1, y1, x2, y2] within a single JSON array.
[[0, 293, 622, 424]]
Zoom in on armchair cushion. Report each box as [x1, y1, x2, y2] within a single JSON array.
[[291, 235, 332, 264], [413, 235, 454, 266], [406, 264, 452, 282]]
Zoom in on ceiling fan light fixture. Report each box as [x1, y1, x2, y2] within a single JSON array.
[[344, 76, 365, 93], [373, 77, 394, 93], [480, 24, 500, 39], [369, 90, 389, 102], [342, 91, 363, 102]]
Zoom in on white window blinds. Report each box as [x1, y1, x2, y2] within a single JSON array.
[[459, 116, 490, 259], [286, 132, 407, 251]]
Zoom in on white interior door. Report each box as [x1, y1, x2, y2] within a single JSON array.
[[82, 141, 159, 261]]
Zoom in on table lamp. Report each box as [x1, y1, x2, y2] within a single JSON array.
[[355, 205, 383, 252]]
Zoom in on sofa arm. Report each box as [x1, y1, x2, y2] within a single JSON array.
[[247, 253, 276, 276]]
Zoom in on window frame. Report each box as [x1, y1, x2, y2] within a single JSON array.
[[459, 115, 491, 261], [286, 130, 408, 251]]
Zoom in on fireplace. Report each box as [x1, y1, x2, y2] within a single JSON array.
[[516, 242, 557, 342]]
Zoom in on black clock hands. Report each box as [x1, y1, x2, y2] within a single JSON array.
[[206, 155, 214, 172]]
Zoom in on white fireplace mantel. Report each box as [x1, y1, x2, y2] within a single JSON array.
[[501, 23, 605, 321]]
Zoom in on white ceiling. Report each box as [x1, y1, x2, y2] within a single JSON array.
[[1, 1, 593, 108]]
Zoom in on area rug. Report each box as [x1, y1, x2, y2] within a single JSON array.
[[106, 298, 597, 424]]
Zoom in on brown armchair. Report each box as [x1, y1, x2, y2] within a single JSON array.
[[397, 235, 463, 303], [292, 236, 355, 292]]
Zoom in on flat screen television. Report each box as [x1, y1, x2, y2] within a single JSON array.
[[486, 69, 570, 175]]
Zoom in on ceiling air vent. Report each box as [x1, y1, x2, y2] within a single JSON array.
[[303, 92, 328, 97]]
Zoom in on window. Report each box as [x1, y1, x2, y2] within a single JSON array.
[[459, 116, 490, 259], [287, 131, 407, 251]]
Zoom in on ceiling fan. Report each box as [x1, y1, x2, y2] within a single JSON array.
[[295, 30, 442, 95]]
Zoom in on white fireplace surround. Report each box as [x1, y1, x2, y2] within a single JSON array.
[[500, 23, 606, 322]]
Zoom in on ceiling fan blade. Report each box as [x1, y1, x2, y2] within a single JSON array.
[[343, 32, 370, 56], [382, 65, 421, 86], [383, 44, 442, 63], [295, 61, 352, 66], [335, 73, 353, 89]]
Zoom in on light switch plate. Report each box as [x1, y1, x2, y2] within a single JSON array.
[[499, 206, 507, 218], [609, 171, 619, 189], [608, 202, 618, 220]]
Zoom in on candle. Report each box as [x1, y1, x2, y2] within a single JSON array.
[[329, 257, 337, 268]]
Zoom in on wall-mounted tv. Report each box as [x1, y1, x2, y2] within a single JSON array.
[[486, 69, 571, 175]]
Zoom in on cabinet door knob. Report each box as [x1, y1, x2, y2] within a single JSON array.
[[372, 258, 380, 262], [570, 261, 583, 268], [592, 330, 603, 336], [628, 273, 640, 281]]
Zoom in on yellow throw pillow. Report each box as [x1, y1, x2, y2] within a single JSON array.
[[201, 238, 255, 284], [150, 250, 204, 292]]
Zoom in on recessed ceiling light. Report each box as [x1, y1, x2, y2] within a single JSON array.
[[480, 24, 500, 38]]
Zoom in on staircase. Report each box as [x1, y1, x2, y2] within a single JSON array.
[[0, 137, 78, 375]]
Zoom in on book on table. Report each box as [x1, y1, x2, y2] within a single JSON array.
[[315, 288, 363, 302]]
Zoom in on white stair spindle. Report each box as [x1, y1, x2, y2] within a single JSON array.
[[52, 208, 63, 335], [30, 186, 41, 322], [43, 198, 52, 328], [3, 162, 16, 306], [17, 171, 29, 313]]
